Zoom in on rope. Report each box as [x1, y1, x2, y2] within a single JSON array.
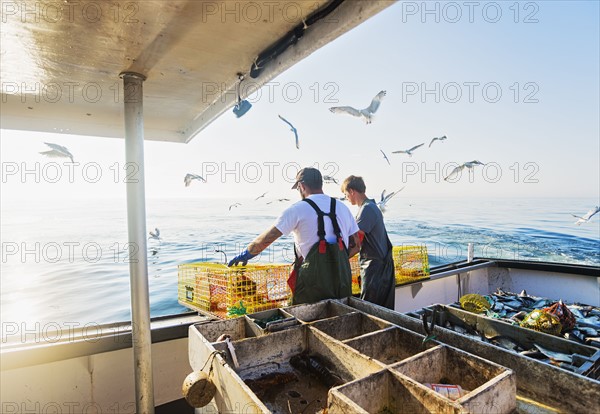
[[200, 350, 226, 378]]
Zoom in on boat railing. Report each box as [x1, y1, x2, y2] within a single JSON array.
[[0, 312, 208, 371]]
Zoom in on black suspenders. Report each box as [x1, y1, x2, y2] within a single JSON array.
[[303, 198, 346, 253]]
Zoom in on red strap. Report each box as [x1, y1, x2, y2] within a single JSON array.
[[338, 238, 344, 251], [287, 269, 297, 293], [319, 240, 326, 254]]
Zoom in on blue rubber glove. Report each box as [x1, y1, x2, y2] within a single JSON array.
[[228, 249, 257, 267]]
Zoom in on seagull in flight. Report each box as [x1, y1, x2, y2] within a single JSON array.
[[255, 192, 268, 201], [572, 206, 600, 225], [429, 135, 447, 147], [392, 143, 425, 157], [184, 174, 206, 187], [444, 160, 485, 181], [323, 175, 339, 184], [329, 90, 386, 124], [229, 202, 242, 211], [266, 198, 291, 204], [278, 115, 299, 149], [377, 187, 405, 213], [148, 228, 161, 240], [380, 149, 391, 165], [39, 142, 74, 163]]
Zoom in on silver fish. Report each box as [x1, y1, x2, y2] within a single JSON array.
[[534, 344, 572, 364], [567, 306, 586, 319], [577, 327, 598, 336], [509, 311, 528, 323], [487, 335, 521, 352], [520, 349, 545, 360], [530, 299, 552, 309], [577, 317, 600, 328], [491, 302, 505, 311], [507, 300, 527, 309], [585, 337, 600, 347]]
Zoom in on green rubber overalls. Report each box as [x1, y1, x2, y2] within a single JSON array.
[[289, 198, 352, 305]]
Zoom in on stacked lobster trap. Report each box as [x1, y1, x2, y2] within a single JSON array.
[[178, 245, 430, 318]]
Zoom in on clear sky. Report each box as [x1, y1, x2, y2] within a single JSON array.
[[1, 1, 599, 203]]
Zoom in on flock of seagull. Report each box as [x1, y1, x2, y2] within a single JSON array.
[[36, 87, 599, 226], [270, 91, 482, 183]]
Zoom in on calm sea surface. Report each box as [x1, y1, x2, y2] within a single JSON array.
[[1, 196, 598, 326]]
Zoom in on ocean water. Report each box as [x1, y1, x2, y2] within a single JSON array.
[[1, 196, 598, 327]]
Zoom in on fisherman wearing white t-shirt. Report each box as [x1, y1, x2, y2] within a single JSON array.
[[229, 167, 361, 304]]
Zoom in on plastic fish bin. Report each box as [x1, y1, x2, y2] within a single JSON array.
[[390, 345, 516, 414], [310, 312, 392, 342], [425, 303, 600, 379], [393, 245, 430, 285], [177, 262, 291, 318], [343, 326, 436, 366], [284, 299, 357, 323]]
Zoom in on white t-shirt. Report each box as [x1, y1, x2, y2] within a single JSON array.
[[274, 194, 359, 259]]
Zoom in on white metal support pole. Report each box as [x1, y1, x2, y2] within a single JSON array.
[[120, 71, 155, 414]]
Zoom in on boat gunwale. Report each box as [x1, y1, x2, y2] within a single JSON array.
[[0, 312, 209, 371], [2, 259, 598, 371]]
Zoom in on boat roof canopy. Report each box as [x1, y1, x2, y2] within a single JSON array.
[[1, 0, 392, 143]]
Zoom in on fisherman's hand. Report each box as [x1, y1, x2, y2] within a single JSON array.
[[228, 249, 257, 267]]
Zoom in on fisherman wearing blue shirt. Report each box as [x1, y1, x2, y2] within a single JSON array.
[[342, 175, 395, 309]]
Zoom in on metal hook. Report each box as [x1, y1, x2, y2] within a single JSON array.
[[233, 73, 252, 118]]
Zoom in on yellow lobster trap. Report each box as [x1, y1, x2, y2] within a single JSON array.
[[350, 255, 361, 295], [393, 245, 430, 284], [178, 262, 291, 319], [349, 245, 430, 295]]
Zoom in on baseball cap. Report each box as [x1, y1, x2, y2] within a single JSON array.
[[291, 167, 323, 189]]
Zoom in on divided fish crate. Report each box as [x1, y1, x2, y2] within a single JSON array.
[[188, 299, 517, 414], [327, 345, 517, 414], [178, 262, 291, 318], [329, 344, 516, 414]]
